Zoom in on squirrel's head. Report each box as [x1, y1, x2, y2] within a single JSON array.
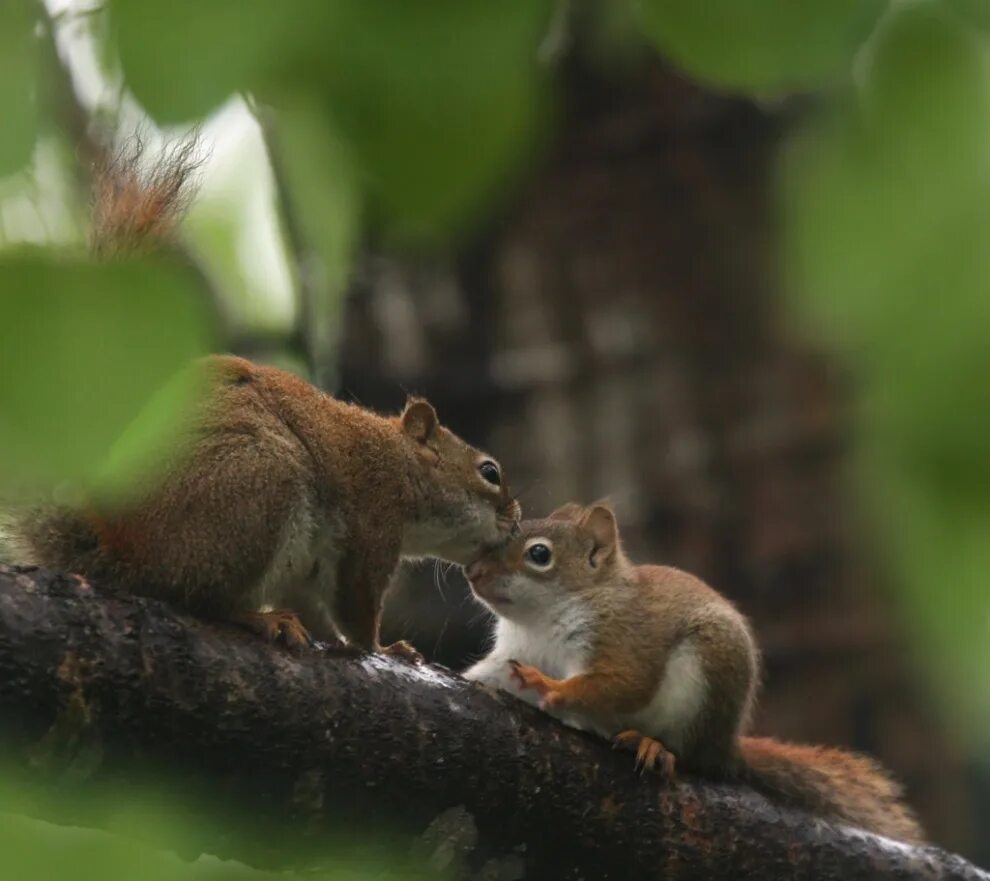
[[397, 397, 521, 564], [464, 501, 623, 623]]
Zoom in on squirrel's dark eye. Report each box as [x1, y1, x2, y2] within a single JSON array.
[[526, 543, 552, 567], [479, 460, 501, 486]]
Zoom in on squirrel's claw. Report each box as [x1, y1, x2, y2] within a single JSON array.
[[233, 609, 313, 651], [613, 730, 676, 780], [381, 640, 425, 664], [508, 659, 553, 696]]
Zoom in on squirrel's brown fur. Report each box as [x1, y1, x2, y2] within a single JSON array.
[[463, 503, 923, 843], [737, 736, 921, 842]]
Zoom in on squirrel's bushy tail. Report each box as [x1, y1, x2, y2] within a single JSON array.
[[2, 505, 100, 572], [90, 134, 203, 259], [0, 510, 18, 563], [0, 131, 206, 572], [1, 134, 204, 567], [737, 736, 924, 843]]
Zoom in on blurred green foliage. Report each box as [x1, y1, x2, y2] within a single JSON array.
[[274, 96, 361, 323], [0, 0, 40, 175], [4, 813, 288, 881], [301, 1, 552, 239], [112, 0, 553, 242], [782, 0, 990, 739], [0, 252, 213, 499], [112, 0, 290, 124], [633, 0, 887, 91], [0, 770, 425, 881], [950, 0, 990, 31]]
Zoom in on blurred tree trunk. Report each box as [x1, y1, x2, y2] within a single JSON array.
[[338, 58, 981, 860]]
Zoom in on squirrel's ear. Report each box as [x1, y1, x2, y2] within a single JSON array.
[[401, 398, 438, 443], [580, 503, 618, 567], [549, 502, 584, 522]]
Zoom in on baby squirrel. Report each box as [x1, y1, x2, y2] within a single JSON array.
[[463, 502, 923, 843], [7, 139, 521, 656]]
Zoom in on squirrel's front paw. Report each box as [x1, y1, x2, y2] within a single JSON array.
[[508, 659, 554, 696], [381, 640, 425, 665]]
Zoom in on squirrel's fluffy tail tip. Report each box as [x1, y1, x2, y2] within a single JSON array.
[[90, 133, 206, 259]]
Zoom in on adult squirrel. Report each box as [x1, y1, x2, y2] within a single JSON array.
[[462, 502, 923, 843], [7, 138, 521, 655]]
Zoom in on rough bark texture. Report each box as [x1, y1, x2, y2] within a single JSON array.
[[0, 565, 985, 881]]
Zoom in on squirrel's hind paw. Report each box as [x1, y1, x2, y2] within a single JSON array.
[[233, 609, 313, 651], [380, 640, 424, 665], [613, 730, 676, 780]]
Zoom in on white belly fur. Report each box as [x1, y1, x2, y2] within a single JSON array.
[[253, 500, 347, 611], [626, 639, 707, 751], [466, 625, 707, 749], [464, 614, 593, 726]]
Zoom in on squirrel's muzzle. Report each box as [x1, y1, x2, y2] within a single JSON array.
[[464, 559, 491, 584]]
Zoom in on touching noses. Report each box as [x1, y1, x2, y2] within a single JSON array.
[[465, 559, 495, 583]]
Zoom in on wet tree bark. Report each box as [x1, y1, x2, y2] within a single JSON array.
[[0, 565, 985, 881]]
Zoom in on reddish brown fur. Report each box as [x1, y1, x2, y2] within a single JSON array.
[[467, 503, 924, 843], [90, 135, 204, 258], [13, 355, 519, 651], [738, 736, 922, 843]]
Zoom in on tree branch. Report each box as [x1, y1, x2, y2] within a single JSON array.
[[0, 564, 985, 880]]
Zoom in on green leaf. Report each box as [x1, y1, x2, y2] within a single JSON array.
[[860, 456, 990, 741], [110, 0, 291, 122], [270, 97, 361, 302], [858, 0, 990, 182], [781, 0, 990, 745], [633, 0, 887, 93], [300, 0, 553, 241], [91, 358, 209, 502], [948, 0, 990, 32], [0, 767, 432, 881], [112, 0, 551, 236], [781, 1, 990, 350], [266, 97, 361, 371], [0, 251, 213, 497], [0, 0, 40, 174]]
